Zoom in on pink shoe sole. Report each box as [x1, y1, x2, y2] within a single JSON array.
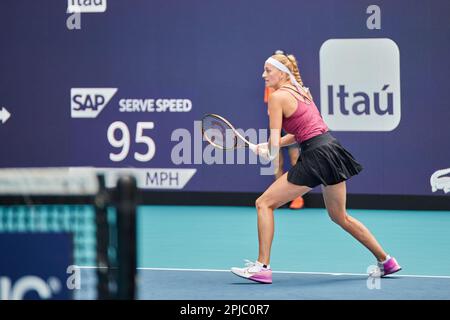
[[231, 271, 272, 284], [382, 266, 402, 277]]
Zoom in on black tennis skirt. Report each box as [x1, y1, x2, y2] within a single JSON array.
[[287, 132, 363, 188]]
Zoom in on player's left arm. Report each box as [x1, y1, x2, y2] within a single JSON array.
[[280, 134, 296, 147]]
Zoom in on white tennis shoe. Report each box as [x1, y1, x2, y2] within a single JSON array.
[[231, 259, 272, 284]]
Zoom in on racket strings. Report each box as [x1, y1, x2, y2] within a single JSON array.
[[202, 116, 237, 149]]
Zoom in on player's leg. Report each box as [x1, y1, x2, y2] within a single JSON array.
[[231, 173, 310, 283], [321, 181, 402, 276], [255, 172, 311, 264], [322, 181, 386, 260]]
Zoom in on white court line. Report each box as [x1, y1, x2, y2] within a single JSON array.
[[76, 266, 450, 279]]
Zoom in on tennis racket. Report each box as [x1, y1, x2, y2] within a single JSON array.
[[201, 114, 257, 153]]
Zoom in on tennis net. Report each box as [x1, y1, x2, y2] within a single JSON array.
[[0, 168, 137, 300]]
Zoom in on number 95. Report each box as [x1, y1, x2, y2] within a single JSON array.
[[107, 121, 156, 162]]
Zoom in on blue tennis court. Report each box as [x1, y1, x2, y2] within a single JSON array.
[[76, 205, 450, 299]]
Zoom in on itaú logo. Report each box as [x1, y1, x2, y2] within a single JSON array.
[[0, 276, 61, 300], [319, 38, 401, 131], [67, 0, 107, 13]]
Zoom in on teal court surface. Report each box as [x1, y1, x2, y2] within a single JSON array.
[[80, 206, 450, 299]]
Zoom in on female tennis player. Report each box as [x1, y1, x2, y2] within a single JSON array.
[[231, 51, 401, 284]]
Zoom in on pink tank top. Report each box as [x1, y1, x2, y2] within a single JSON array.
[[281, 88, 328, 143]]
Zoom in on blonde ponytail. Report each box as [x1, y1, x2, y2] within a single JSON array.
[[273, 52, 314, 101]]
